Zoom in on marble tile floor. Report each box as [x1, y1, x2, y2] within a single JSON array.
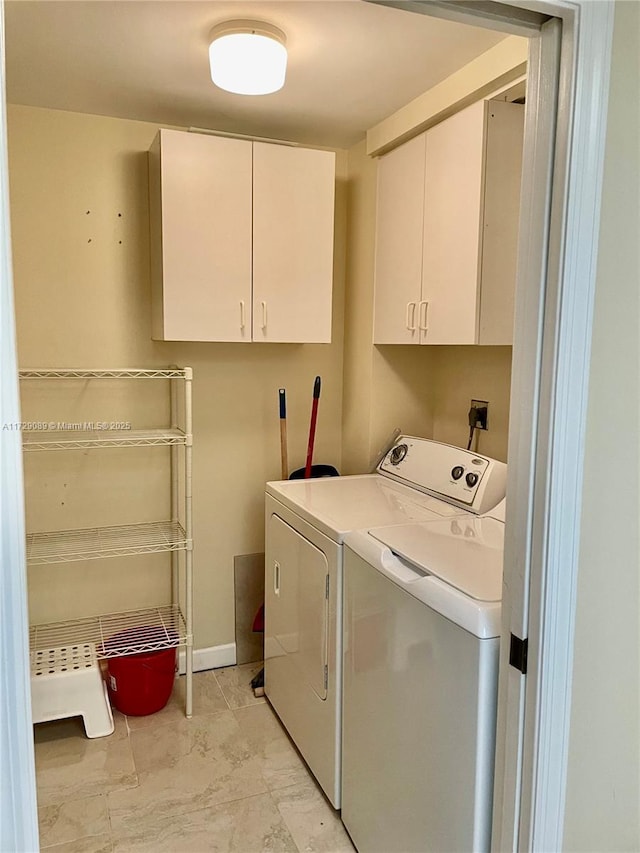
[[34, 663, 355, 853]]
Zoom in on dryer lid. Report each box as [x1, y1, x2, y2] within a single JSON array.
[[369, 515, 504, 602]]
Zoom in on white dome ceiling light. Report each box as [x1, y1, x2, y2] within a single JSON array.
[[208, 20, 288, 96]]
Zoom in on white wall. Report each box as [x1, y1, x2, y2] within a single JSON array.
[[8, 105, 347, 652], [563, 2, 640, 847]]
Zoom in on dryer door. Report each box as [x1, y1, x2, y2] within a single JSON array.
[[266, 514, 329, 700]]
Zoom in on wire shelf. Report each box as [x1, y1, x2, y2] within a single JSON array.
[[19, 368, 189, 379], [30, 605, 187, 668], [22, 428, 189, 451], [26, 521, 189, 565]]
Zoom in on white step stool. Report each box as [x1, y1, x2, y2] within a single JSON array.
[[31, 643, 114, 738]]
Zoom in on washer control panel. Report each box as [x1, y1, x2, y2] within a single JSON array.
[[389, 444, 408, 465], [378, 436, 507, 514]]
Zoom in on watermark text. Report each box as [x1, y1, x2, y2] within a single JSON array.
[[3, 421, 132, 431]]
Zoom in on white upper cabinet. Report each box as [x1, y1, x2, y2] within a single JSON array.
[[373, 134, 427, 345], [149, 130, 335, 343], [150, 130, 252, 342], [253, 143, 336, 343], [373, 100, 524, 346]]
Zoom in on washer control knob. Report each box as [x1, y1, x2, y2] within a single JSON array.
[[466, 472, 479, 488], [389, 444, 408, 465], [451, 466, 464, 480]]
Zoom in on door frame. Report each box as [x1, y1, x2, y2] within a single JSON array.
[[0, 2, 40, 851], [512, 4, 614, 848], [0, 1, 615, 850], [371, 0, 615, 849]]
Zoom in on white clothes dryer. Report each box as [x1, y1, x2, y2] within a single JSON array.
[[341, 501, 506, 852], [264, 436, 507, 808]]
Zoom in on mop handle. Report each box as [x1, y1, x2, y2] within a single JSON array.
[[304, 377, 321, 479], [279, 389, 288, 480]]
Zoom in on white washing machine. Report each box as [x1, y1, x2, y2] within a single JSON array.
[[341, 501, 506, 852], [264, 436, 507, 808]]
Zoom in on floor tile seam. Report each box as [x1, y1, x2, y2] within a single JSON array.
[[126, 706, 238, 741], [37, 793, 112, 825], [39, 826, 109, 851], [211, 669, 234, 711], [36, 778, 139, 812], [107, 786, 278, 839], [225, 697, 268, 713], [269, 789, 356, 853], [40, 843, 109, 852], [265, 786, 309, 853], [128, 726, 261, 776], [106, 790, 116, 845], [229, 704, 270, 724], [267, 780, 311, 801], [128, 738, 259, 778]]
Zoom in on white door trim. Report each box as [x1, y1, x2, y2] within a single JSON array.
[[370, 0, 615, 849], [0, 1, 40, 850], [436, 1, 614, 849], [491, 14, 563, 849], [516, 2, 615, 849]]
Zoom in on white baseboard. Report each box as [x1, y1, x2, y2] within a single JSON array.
[[178, 643, 237, 675]]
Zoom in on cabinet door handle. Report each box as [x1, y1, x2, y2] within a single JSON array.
[[239, 300, 245, 329], [274, 561, 280, 597], [418, 300, 429, 332], [261, 301, 267, 329], [406, 302, 417, 332]]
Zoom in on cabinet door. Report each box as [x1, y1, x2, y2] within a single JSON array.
[[373, 134, 426, 345], [151, 130, 252, 342], [422, 102, 485, 345], [252, 143, 335, 343]]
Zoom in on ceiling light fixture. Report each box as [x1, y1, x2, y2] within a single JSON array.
[[208, 20, 287, 96]]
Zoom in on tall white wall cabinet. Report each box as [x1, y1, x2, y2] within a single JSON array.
[[149, 130, 336, 343], [21, 368, 194, 721], [373, 100, 524, 346]]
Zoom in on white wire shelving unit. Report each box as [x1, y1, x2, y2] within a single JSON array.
[[22, 428, 188, 451], [20, 367, 194, 718], [30, 605, 187, 661], [26, 521, 188, 564]]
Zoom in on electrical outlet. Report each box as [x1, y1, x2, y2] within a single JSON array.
[[470, 399, 489, 431]]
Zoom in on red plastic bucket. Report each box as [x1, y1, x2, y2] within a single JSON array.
[[104, 628, 177, 716]]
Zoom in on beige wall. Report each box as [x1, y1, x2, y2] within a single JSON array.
[[370, 345, 434, 461], [367, 35, 528, 155], [9, 104, 347, 651], [341, 139, 377, 474], [429, 346, 512, 461], [563, 1, 640, 847]]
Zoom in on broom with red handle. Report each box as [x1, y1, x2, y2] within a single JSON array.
[[304, 376, 322, 479]]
